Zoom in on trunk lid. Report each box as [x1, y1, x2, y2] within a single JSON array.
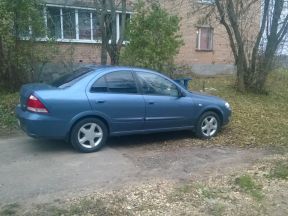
[[20, 83, 54, 110]]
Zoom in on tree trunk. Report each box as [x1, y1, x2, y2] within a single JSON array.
[[0, 37, 4, 78], [250, 60, 271, 93], [255, 73, 269, 92], [236, 64, 246, 92], [103, 0, 126, 66], [100, 0, 107, 65], [109, 45, 120, 65]]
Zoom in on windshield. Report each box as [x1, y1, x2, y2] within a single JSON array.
[[51, 67, 93, 87]]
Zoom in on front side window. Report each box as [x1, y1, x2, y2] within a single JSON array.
[[91, 71, 137, 94], [136, 72, 179, 97], [196, 27, 213, 51]]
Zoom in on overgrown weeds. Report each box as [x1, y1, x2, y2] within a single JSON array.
[[189, 69, 288, 147], [234, 175, 264, 201], [0, 92, 19, 136], [268, 161, 288, 180]]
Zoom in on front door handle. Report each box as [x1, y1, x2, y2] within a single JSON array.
[[148, 101, 155, 105]]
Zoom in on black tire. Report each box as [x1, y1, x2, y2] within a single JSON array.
[[195, 111, 221, 139], [70, 118, 108, 153]]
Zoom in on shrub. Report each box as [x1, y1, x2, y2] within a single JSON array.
[[0, 0, 56, 91], [120, 1, 183, 76]]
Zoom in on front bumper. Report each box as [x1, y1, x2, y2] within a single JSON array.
[[16, 105, 68, 139], [222, 109, 232, 126]]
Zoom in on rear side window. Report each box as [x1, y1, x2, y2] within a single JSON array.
[[91, 76, 107, 92], [91, 71, 138, 94], [51, 67, 93, 87]]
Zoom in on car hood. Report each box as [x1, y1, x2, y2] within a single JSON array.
[[187, 91, 225, 103]]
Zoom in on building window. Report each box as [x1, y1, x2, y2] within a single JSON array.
[[29, 5, 131, 43], [62, 8, 76, 39], [119, 14, 131, 40], [47, 7, 61, 39], [78, 9, 92, 40], [92, 12, 102, 40], [196, 27, 213, 51]]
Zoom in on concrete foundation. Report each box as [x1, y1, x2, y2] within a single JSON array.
[[191, 64, 236, 76]]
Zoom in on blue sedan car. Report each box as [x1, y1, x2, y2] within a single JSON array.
[[16, 66, 231, 153]]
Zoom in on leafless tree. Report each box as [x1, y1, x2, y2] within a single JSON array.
[[94, 0, 128, 65], [190, 0, 288, 92]]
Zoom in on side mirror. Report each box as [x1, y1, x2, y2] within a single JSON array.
[[178, 89, 186, 97]]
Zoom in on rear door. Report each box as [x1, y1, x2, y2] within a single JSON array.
[[86, 70, 145, 133]]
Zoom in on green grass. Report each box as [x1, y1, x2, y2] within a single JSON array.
[[189, 69, 288, 147], [269, 161, 288, 180], [0, 203, 20, 216], [234, 175, 264, 201], [208, 202, 225, 216], [0, 197, 131, 216], [0, 92, 19, 136]]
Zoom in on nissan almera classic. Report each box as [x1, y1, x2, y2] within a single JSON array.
[[16, 66, 231, 153]]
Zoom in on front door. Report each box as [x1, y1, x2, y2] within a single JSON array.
[[135, 71, 194, 130]]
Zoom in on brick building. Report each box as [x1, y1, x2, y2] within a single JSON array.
[[40, 0, 259, 76]]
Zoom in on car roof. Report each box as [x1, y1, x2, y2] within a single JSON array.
[[84, 65, 158, 73]]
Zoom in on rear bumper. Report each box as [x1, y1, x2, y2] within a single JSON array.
[[16, 105, 68, 139]]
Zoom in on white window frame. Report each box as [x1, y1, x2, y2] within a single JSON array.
[[41, 4, 132, 44], [90, 12, 93, 40], [197, 0, 215, 4], [196, 27, 214, 51], [75, 9, 79, 40]]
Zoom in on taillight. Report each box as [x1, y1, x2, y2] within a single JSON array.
[[27, 95, 48, 113]]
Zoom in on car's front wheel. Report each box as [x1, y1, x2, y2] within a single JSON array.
[[195, 111, 221, 139], [70, 118, 108, 153]]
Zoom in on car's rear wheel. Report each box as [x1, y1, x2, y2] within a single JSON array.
[[70, 118, 108, 153], [195, 111, 220, 139]]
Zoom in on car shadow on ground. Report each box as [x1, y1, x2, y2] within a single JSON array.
[[23, 131, 195, 153], [107, 130, 195, 149], [27, 138, 74, 153]]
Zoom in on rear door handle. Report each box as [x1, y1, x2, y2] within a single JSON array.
[[148, 101, 155, 105], [96, 100, 105, 104]]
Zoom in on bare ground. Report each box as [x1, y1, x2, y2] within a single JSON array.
[[0, 131, 286, 215]]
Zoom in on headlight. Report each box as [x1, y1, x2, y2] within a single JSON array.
[[225, 102, 231, 110]]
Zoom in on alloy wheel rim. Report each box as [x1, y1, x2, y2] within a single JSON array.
[[77, 123, 103, 149], [201, 116, 218, 137]]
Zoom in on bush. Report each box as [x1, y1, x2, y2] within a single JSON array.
[[0, 0, 56, 91], [120, 1, 183, 76]]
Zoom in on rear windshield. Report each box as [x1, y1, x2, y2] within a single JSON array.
[[51, 67, 93, 87]]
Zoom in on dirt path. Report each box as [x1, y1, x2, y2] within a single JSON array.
[[0, 132, 268, 205]]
